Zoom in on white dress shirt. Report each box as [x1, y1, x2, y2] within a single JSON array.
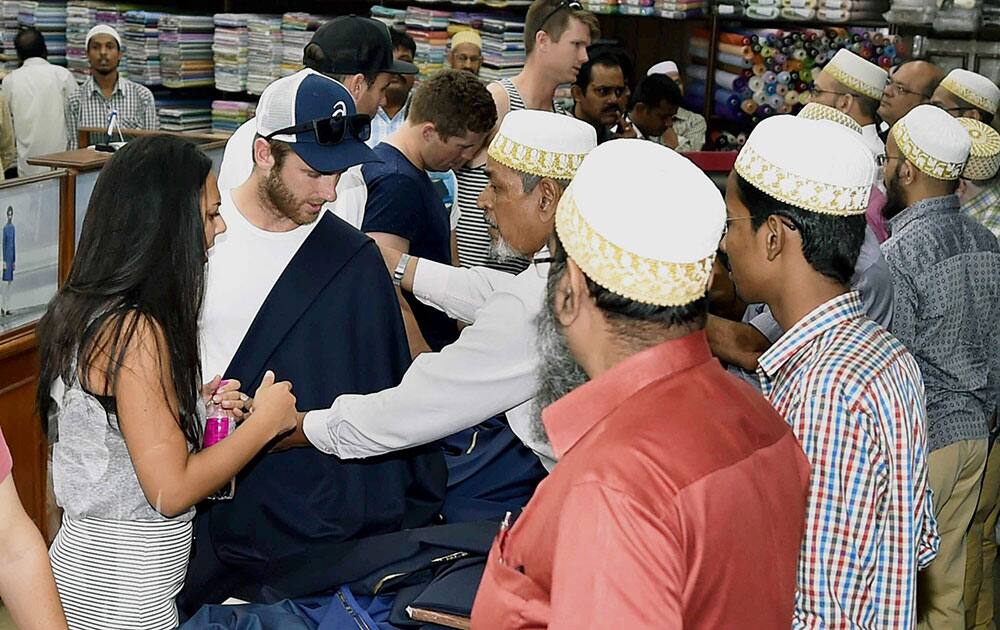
[[302, 254, 557, 470], [862, 123, 887, 191], [1, 57, 77, 176], [217, 117, 369, 229]]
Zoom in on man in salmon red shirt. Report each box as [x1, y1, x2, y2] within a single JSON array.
[[470, 139, 812, 629]]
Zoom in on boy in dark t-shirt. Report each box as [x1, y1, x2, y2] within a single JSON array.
[[361, 69, 497, 355]]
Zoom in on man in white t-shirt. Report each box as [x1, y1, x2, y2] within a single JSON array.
[[217, 15, 417, 229], [181, 69, 447, 611]]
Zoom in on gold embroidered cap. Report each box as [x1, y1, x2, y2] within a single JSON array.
[[735, 115, 874, 216], [487, 110, 597, 181], [891, 104, 971, 181], [450, 29, 481, 50], [957, 117, 1000, 181], [941, 69, 1000, 116], [554, 139, 725, 307], [821, 48, 888, 100], [797, 102, 863, 133]]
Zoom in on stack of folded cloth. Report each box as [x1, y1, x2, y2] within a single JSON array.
[[159, 14, 215, 88], [157, 99, 212, 132], [817, 0, 889, 21], [124, 10, 162, 86], [280, 12, 322, 77], [657, 0, 708, 19], [65, 0, 92, 81], [406, 7, 451, 80], [1, 0, 20, 74], [744, 0, 783, 20], [370, 5, 406, 30], [246, 14, 281, 95], [211, 100, 255, 135], [18, 1, 68, 66], [884, 0, 936, 23], [620, 0, 655, 16], [213, 13, 252, 93], [479, 15, 524, 83], [781, 0, 819, 20], [584, 0, 620, 15], [713, 0, 748, 16]]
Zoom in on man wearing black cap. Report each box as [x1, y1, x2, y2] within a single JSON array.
[[217, 15, 418, 228], [180, 69, 446, 614]]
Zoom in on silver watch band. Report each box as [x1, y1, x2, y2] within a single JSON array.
[[393, 253, 412, 287]]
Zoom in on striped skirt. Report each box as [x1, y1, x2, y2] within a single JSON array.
[[50, 516, 193, 630]]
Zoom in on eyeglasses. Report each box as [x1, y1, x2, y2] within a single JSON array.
[[809, 86, 849, 98], [721, 216, 752, 239], [934, 103, 973, 114], [531, 254, 556, 278], [453, 53, 482, 63], [265, 113, 372, 145], [538, 0, 584, 30], [886, 81, 932, 101], [876, 154, 906, 168]]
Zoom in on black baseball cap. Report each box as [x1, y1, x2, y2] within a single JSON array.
[[306, 16, 418, 76]]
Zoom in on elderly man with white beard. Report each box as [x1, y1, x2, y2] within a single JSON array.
[[273, 110, 597, 473]]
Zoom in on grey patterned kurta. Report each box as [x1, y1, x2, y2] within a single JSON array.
[[882, 194, 1000, 452]]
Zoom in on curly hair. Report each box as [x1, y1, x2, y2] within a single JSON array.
[[408, 69, 498, 140]]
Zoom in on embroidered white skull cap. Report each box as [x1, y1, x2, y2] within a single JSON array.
[[821, 48, 888, 100], [736, 115, 874, 215], [891, 104, 972, 180], [797, 102, 863, 133], [941, 68, 1000, 116], [647, 60, 679, 77], [487, 110, 597, 180], [555, 139, 725, 307], [957, 117, 1000, 181]]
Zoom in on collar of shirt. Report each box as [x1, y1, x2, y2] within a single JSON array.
[[21, 57, 50, 69], [86, 74, 123, 98], [376, 102, 408, 124], [541, 330, 714, 459], [757, 291, 863, 382], [887, 194, 960, 235]]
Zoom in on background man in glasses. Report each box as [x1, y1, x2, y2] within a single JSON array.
[[931, 68, 1000, 124], [811, 49, 888, 159], [361, 69, 497, 357], [216, 15, 418, 229], [448, 29, 483, 76], [570, 45, 628, 144], [878, 59, 945, 129], [179, 70, 448, 612]]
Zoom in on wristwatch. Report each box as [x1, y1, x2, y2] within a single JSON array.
[[393, 253, 412, 287]]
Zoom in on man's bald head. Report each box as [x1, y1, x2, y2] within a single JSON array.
[[878, 60, 945, 125]]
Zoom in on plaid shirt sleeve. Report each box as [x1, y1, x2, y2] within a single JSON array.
[[138, 85, 158, 131], [65, 88, 81, 150], [790, 364, 938, 630]]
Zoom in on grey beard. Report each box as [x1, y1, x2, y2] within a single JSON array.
[[531, 288, 590, 449], [488, 231, 521, 263]]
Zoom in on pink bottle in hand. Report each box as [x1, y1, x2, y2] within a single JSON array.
[[204, 394, 236, 500]]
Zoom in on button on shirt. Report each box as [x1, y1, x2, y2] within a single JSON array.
[[1, 57, 78, 175], [470, 332, 811, 629], [883, 194, 1000, 453], [757, 291, 940, 630], [302, 257, 557, 469], [65, 75, 158, 149]]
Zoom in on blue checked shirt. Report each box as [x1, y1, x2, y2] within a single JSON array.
[[883, 194, 1000, 453], [961, 180, 1000, 239], [758, 291, 939, 630], [367, 103, 408, 149]]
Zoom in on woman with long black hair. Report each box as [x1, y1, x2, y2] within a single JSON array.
[[37, 135, 298, 629]]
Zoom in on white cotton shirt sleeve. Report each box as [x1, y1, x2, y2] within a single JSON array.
[[411, 258, 519, 324], [302, 267, 555, 467]]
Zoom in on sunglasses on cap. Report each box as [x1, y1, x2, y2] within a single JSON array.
[[266, 113, 372, 145], [538, 0, 584, 30]]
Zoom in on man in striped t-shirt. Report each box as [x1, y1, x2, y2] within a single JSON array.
[[720, 115, 939, 628], [454, 0, 598, 275]]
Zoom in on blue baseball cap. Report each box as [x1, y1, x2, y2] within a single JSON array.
[[255, 69, 381, 174]]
